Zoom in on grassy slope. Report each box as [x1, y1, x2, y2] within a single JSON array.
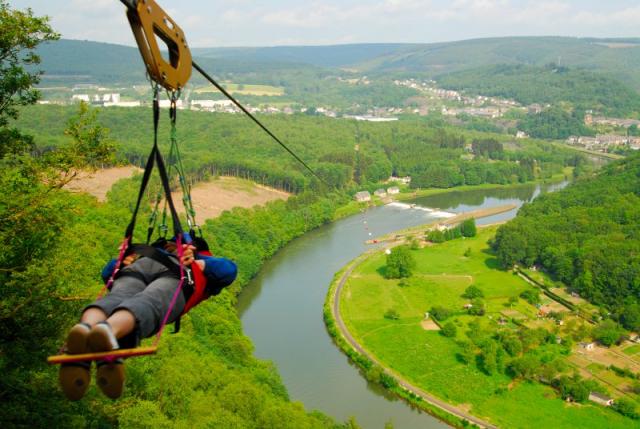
[[340, 227, 635, 429]]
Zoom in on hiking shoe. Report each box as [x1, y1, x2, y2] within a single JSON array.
[[65, 322, 91, 354], [59, 362, 91, 401], [59, 322, 91, 401], [87, 321, 119, 353], [96, 359, 125, 399]]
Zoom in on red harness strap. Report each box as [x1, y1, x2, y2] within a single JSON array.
[[181, 250, 212, 315]]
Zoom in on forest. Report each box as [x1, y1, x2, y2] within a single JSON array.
[[436, 63, 640, 117], [491, 153, 640, 332], [14, 104, 583, 194]]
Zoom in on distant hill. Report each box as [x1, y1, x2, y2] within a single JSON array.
[[353, 37, 640, 91], [34, 37, 640, 112], [192, 43, 414, 69], [437, 63, 640, 116]]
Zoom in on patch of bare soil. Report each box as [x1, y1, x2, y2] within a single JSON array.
[[175, 176, 290, 221], [421, 320, 441, 331], [66, 168, 290, 221], [65, 166, 142, 201]]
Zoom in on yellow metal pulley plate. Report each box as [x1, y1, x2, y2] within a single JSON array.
[[127, 0, 192, 91]]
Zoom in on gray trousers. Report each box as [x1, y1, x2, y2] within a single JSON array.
[[87, 257, 185, 341]]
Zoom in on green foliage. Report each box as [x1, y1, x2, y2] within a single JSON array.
[[593, 320, 626, 347], [460, 218, 477, 238], [508, 354, 541, 380], [467, 298, 486, 316], [520, 289, 541, 306], [613, 398, 640, 419], [384, 309, 400, 320], [441, 322, 457, 338], [519, 106, 595, 140], [492, 153, 640, 320], [62, 102, 117, 168], [0, 1, 59, 127], [430, 306, 452, 322], [427, 229, 446, 243], [552, 375, 591, 402], [462, 285, 484, 299], [384, 245, 416, 279], [438, 63, 640, 117]]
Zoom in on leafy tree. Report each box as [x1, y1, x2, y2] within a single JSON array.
[[468, 298, 486, 316], [0, 1, 59, 128], [384, 245, 416, 279], [613, 398, 640, 419], [479, 340, 499, 375], [441, 322, 457, 338], [430, 306, 452, 321], [427, 229, 446, 243], [621, 302, 640, 332], [457, 340, 476, 365], [508, 354, 541, 380], [462, 285, 484, 299], [593, 319, 625, 347], [520, 289, 540, 305], [460, 218, 477, 237]]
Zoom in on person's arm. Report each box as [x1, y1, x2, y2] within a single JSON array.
[[195, 254, 238, 295], [101, 258, 117, 282]]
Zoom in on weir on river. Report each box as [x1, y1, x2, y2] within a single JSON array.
[[237, 181, 567, 429]]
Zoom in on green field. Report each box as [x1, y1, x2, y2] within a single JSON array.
[[624, 345, 640, 356], [193, 83, 285, 96], [339, 227, 637, 429]]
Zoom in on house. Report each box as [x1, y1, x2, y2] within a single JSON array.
[[72, 94, 90, 103], [463, 303, 474, 310], [589, 392, 614, 407], [629, 334, 640, 343], [387, 186, 400, 195], [388, 176, 411, 185], [374, 189, 387, 198], [516, 131, 529, 139], [579, 342, 595, 351], [354, 191, 371, 202]]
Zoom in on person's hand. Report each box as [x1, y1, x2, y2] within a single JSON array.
[[180, 244, 197, 266], [123, 253, 138, 266]]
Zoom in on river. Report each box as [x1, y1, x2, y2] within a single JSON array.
[[236, 181, 567, 429]]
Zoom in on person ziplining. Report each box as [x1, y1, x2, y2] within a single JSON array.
[[49, 0, 329, 401]]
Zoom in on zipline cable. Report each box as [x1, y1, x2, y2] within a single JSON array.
[[192, 61, 329, 188], [118, 0, 330, 188]]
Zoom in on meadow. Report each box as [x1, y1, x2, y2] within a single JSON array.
[[339, 227, 637, 428]]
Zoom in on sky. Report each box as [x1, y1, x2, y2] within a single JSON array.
[[10, 0, 640, 47]]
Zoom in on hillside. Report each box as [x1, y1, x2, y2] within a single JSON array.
[[491, 152, 640, 329], [436, 64, 640, 117], [37, 37, 640, 91], [355, 37, 640, 92]]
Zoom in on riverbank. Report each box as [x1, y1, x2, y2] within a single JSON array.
[[324, 252, 498, 429], [365, 204, 516, 244], [327, 226, 636, 429]]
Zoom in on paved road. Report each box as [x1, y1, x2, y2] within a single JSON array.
[[331, 254, 499, 429]]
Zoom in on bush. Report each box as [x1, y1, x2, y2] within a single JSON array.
[[593, 320, 626, 347], [467, 298, 486, 316], [613, 397, 640, 419], [430, 306, 452, 321], [462, 285, 484, 299], [384, 309, 400, 320], [520, 289, 540, 305], [427, 229, 446, 243], [441, 322, 457, 338], [460, 218, 477, 237]]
